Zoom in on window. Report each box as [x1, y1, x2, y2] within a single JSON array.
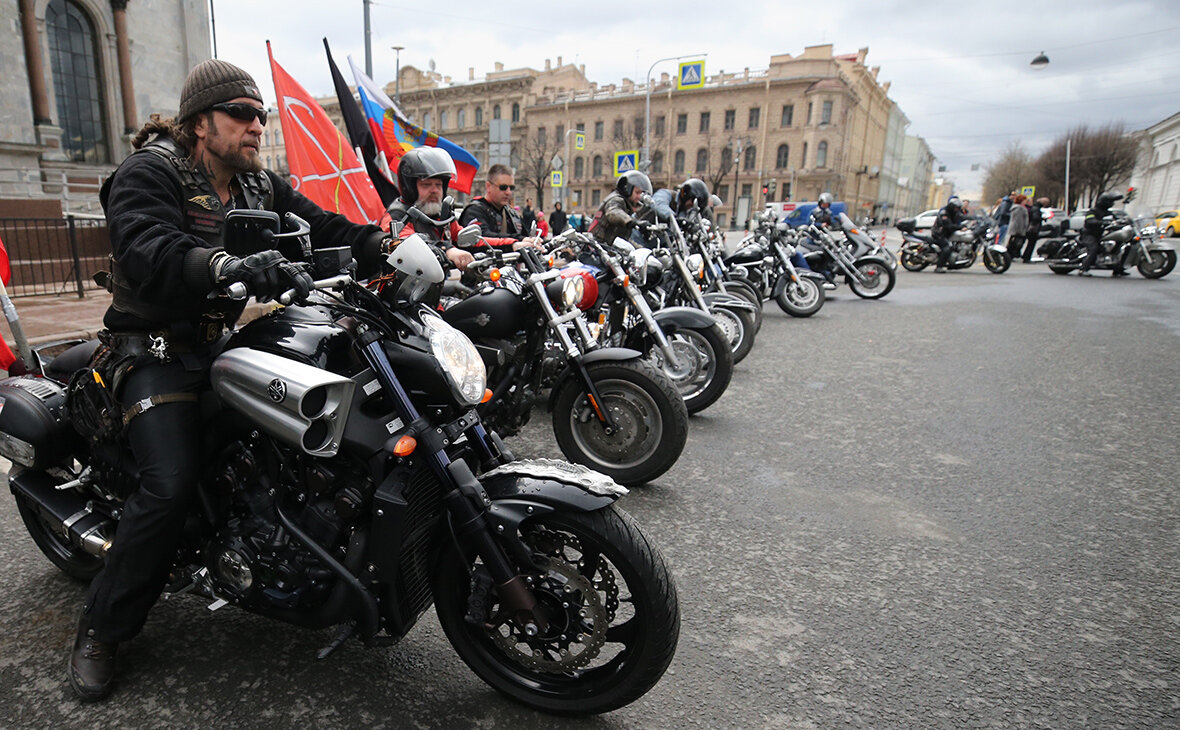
[[720, 146, 732, 171], [781, 104, 793, 127], [537, 127, 546, 146], [655, 115, 665, 136], [556, 124, 564, 140], [816, 141, 828, 168], [743, 145, 756, 170], [673, 149, 685, 174], [724, 109, 735, 131], [423, 112, 431, 129], [695, 148, 708, 172], [634, 118, 644, 141], [594, 121, 604, 141], [493, 105, 501, 120], [677, 114, 687, 134], [748, 107, 760, 129], [46, 0, 108, 163], [741, 183, 752, 197], [511, 103, 520, 122], [613, 119, 623, 139], [699, 112, 710, 133], [475, 107, 483, 126], [806, 103, 812, 125], [718, 185, 728, 204], [651, 151, 664, 174], [573, 190, 582, 206], [591, 188, 601, 206], [821, 101, 833, 125], [439, 111, 447, 130], [593, 155, 603, 177], [576, 122, 584, 132], [802, 142, 808, 168], [457, 109, 466, 128], [776, 144, 790, 169], [574, 156, 584, 179]]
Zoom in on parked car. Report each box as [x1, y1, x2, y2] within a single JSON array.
[[1154, 209, 1179, 237], [1038, 207, 1068, 236], [913, 209, 940, 230]]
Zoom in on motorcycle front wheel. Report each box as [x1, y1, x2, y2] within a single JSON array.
[[648, 323, 734, 414], [433, 505, 680, 715], [552, 359, 688, 485], [848, 260, 896, 299], [1137, 250, 1176, 279], [708, 305, 756, 364], [983, 249, 1012, 274], [775, 276, 825, 317]]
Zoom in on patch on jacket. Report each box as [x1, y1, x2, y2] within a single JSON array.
[[189, 194, 220, 211]]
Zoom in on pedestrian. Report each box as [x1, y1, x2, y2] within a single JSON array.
[[1007, 194, 1028, 259], [993, 192, 1014, 248], [549, 201, 568, 236], [535, 207, 549, 238], [520, 197, 536, 236], [1022, 197, 1048, 262]]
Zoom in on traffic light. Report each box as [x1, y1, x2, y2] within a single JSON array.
[[768, 179, 777, 196], [761, 184, 769, 196], [1125, 186, 1137, 204]]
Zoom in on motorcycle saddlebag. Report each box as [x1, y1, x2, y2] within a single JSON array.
[[0, 375, 70, 469]]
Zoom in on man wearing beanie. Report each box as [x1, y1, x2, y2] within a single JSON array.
[[67, 59, 390, 701]]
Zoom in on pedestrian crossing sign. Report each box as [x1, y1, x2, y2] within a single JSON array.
[[551, 170, 563, 187], [677, 60, 705, 90], [574, 132, 585, 150], [614, 150, 639, 176], [1020, 185, 1035, 197]]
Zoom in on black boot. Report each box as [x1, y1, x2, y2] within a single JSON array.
[[69, 620, 118, 701]]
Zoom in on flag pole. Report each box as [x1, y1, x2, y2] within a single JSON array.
[[0, 278, 32, 368]]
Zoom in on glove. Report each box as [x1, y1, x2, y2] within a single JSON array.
[[214, 251, 314, 303]]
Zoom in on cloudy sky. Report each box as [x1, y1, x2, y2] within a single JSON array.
[[214, 0, 1180, 199]]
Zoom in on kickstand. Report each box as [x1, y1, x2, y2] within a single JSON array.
[[316, 623, 356, 661]]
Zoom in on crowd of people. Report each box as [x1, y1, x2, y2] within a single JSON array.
[[989, 191, 1051, 265]]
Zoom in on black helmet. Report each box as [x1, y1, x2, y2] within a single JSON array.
[[616, 170, 653, 199], [945, 196, 962, 213], [677, 178, 711, 213], [397, 147, 456, 206], [818, 192, 833, 206], [1094, 192, 1123, 211]]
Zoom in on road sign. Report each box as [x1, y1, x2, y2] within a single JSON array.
[[551, 154, 563, 170], [677, 60, 705, 90], [613, 150, 638, 176], [1020, 185, 1035, 197], [551, 171, 563, 188], [574, 132, 585, 150]]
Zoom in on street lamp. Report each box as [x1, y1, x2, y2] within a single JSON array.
[[391, 46, 404, 106], [1030, 51, 1049, 69], [642, 53, 706, 168]]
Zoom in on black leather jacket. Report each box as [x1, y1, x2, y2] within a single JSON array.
[[458, 197, 526, 240]]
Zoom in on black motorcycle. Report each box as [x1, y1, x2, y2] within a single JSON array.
[[442, 243, 690, 484], [896, 215, 1010, 274], [725, 210, 827, 317], [1, 212, 679, 714], [1039, 212, 1176, 278]]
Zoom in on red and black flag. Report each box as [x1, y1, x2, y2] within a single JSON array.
[[324, 39, 399, 207]]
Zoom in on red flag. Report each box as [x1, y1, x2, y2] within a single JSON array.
[[267, 43, 386, 226], [0, 233, 11, 285], [0, 337, 15, 372]]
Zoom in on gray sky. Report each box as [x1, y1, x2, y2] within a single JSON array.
[[215, 0, 1180, 199]]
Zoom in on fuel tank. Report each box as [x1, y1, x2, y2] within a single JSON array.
[[441, 287, 527, 340], [725, 243, 767, 266], [226, 303, 355, 372]]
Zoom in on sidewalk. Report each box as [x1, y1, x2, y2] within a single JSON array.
[[3, 290, 112, 347]]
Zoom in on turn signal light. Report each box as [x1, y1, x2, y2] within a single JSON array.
[[481, 388, 493, 403], [392, 435, 417, 456], [489, 268, 502, 282]]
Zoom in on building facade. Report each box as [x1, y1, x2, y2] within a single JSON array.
[[1128, 111, 1180, 219], [898, 135, 935, 218], [1, 0, 211, 213]]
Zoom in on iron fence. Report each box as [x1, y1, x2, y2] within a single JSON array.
[[0, 216, 109, 298]]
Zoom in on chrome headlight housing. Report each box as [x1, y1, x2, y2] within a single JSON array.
[[422, 314, 486, 406]]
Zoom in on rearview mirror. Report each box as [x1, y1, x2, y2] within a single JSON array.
[[456, 223, 482, 247], [224, 209, 281, 256]]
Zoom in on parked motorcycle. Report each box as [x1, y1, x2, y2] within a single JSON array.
[[443, 243, 690, 483], [676, 207, 765, 335], [896, 215, 1010, 274], [796, 213, 897, 299], [726, 211, 826, 317], [1, 215, 679, 714], [1039, 213, 1176, 278]]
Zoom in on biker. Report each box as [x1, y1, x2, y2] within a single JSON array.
[[592, 170, 653, 245], [931, 196, 968, 273], [386, 147, 517, 266], [810, 192, 836, 228], [1078, 192, 1125, 277], [69, 59, 392, 702], [458, 164, 543, 249]]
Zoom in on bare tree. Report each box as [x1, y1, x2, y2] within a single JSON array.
[[982, 142, 1035, 204], [1033, 124, 1138, 210], [517, 126, 559, 209], [706, 132, 736, 195]]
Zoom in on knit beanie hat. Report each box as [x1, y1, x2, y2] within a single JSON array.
[[177, 59, 263, 122]]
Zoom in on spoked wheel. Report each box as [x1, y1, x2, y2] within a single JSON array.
[[983, 248, 1012, 274], [433, 506, 680, 715], [12, 470, 103, 582], [647, 324, 733, 414], [848, 260, 896, 299], [775, 276, 825, 317], [707, 306, 756, 364], [900, 247, 930, 272], [1137, 250, 1176, 279], [710, 280, 762, 334], [552, 359, 688, 485]]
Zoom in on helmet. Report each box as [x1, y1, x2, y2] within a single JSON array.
[[616, 170, 653, 199], [818, 192, 833, 206], [1094, 192, 1123, 211], [397, 147, 456, 206], [676, 178, 711, 213], [945, 196, 962, 213]]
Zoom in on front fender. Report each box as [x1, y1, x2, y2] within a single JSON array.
[[480, 459, 625, 535], [651, 305, 717, 331], [702, 292, 757, 312], [548, 346, 643, 410]]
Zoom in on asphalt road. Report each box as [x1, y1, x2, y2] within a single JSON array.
[[1, 261, 1177, 728]]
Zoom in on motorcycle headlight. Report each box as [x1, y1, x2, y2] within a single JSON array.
[[422, 314, 486, 406], [562, 275, 584, 308], [685, 253, 705, 278]]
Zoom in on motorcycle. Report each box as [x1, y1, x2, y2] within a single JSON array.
[[796, 213, 897, 299], [676, 207, 765, 337], [1039, 213, 1177, 278], [725, 211, 827, 317], [550, 230, 735, 416], [1, 212, 679, 714], [442, 242, 690, 483], [896, 215, 1011, 274]]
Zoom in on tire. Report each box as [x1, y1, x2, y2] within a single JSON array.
[[707, 305, 756, 365], [848, 260, 896, 299], [1137, 250, 1176, 279], [647, 324, 733, 414], [1048, 263, 1075, 275], [900, 246, 929, 272], [714, 280, 763, 334], [552, 359, 688, 485], [983, 249, 1011, 274], [12, 472, 103, 582], [775, 275, 825, 317], [433, 505, 680, 715]]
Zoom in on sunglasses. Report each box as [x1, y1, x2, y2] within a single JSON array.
[[211, 102, 268, 126], [493, 183, 516, 191]]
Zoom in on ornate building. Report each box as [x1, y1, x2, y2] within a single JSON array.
[[1128, 111, 1180, 219]]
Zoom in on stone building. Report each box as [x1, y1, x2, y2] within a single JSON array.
[[1128, 111, 1180, 220], [898, 135, 935, 218], [1, 0, 211, 214]]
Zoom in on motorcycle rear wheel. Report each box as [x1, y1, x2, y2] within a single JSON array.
[[775, 276, 825, 317], [900, 248, 929, 272], [552, 359, 688, 485], [711, 280, 763, 334], [848, 260, 896, 299], [433, 505, 680, 716], [1137, 250, 1176, 279], [648, 323, 733, 414], [983, 249, 1012, 274], [12, 470, 103, 582]]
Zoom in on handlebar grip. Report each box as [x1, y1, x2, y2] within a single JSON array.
[[225, 282, 249, 300], [278, 288, 298, 306]]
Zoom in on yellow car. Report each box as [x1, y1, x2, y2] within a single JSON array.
[[1155, 210, 1179, 237]]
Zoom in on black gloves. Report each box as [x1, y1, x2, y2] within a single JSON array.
[[213, 250, 314, 303]]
